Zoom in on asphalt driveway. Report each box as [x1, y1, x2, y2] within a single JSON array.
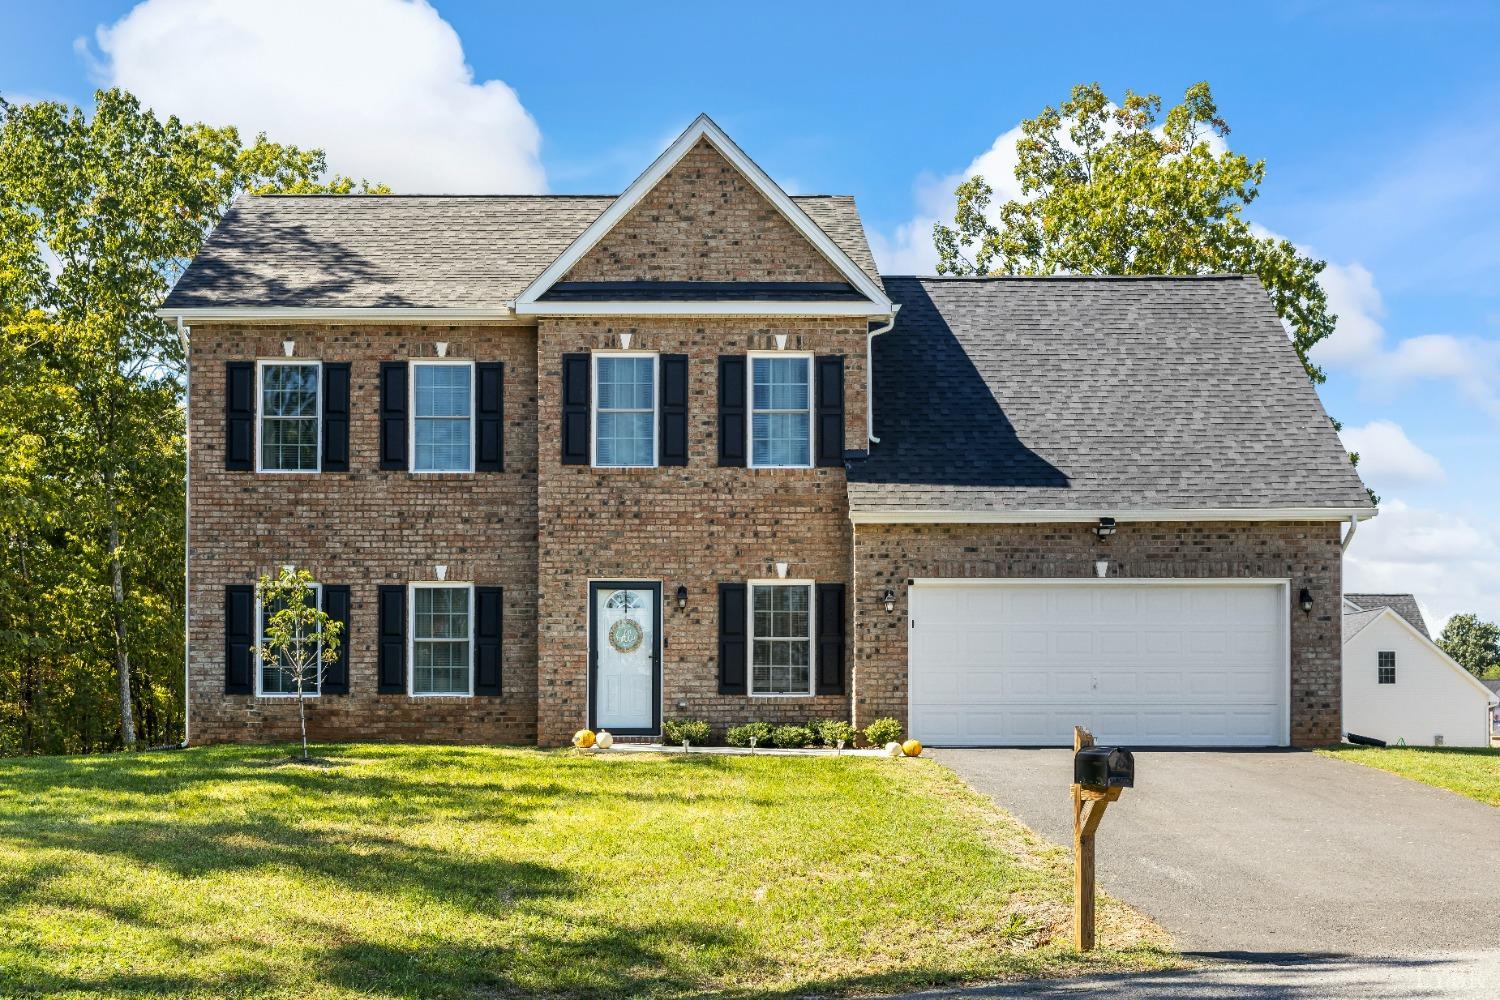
[[935, 749, 1500, 957]]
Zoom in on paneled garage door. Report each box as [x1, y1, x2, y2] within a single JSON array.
[[907, 580, 1289, 747]]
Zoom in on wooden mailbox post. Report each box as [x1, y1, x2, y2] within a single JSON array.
[[1071, 725, 1125, 952]]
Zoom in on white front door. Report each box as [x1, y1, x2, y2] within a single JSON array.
[[592, 583, 659, 733], [908, 580, 1288, 747]]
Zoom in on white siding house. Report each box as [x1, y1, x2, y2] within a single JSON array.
[[1343, 598, 1497, 747]]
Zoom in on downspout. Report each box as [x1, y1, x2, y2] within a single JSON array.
[[866, 305, 900, 445], [178, 317, 192, 749], [1341, 514, 1359, 552]]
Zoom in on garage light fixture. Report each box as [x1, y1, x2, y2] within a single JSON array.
[[676, 584, 688, 610], [1095, 517, 1116, 539], [1299, 588, 1313, 614], [882, 588, 896, 613]]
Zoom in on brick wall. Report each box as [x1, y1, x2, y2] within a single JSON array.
[[851, 520, 1344, 746], [534, 317, 869, 745], [187, 323, 539, 745], [562, 138, 847, 284]]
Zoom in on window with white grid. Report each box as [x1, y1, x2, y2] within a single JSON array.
[[411, 584, 473, 696], [259, 362, 319, 471], [750, 355, 812, 468], [750, 583, 813, 696], [412, 362, 473, 472]]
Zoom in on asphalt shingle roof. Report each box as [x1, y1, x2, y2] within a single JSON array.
[[847, 276, 1376, 515], [1345, 593, 1430, 637], [1342, 608, 1387, 643], [162, 194, 879, 310]]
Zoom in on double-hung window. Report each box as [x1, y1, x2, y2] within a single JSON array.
[[257, 585, 322, 697], [593, 354, 657, 467], [411, 583, 473, 696], [412, 361, 474, 472], [749, 354, 812, 468], [1377, 651, 1396, 685], [258, 361, 320, 472], [749, 582, 813, 696]]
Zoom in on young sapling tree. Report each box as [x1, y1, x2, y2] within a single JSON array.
[[253, 567, 343, 761]]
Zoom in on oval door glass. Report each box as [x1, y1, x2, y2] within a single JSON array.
[[595, 588, 655, 730]]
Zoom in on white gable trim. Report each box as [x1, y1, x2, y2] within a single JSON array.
[[514, 114, 893, 315], [1352, 607, 1499, 704]]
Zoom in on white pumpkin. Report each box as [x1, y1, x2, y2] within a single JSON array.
[[885, 741, 904, 757], [595, 730, 614, 750]]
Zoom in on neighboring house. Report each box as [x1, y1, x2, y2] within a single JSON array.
[[1342, 595, 1497, 747], [1483, 680, 1500, 732], [160, 115, 1375, 749]]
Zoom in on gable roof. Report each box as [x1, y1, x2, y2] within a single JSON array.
[[847, 275, 1377, 520], [1345, 593, 1429, 637], [159, 192, 878, 316], [513, 115, 892, 316], [1343, 606, 1499, 705]]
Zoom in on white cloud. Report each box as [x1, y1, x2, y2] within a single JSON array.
[[86, 0, 544, 194], [1346, 499, 1500, 631], [1311, 260, 1386, 365], [1339, 420, 1445, 487]]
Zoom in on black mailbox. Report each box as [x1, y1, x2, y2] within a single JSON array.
[[1074, 746, 1134, 789]]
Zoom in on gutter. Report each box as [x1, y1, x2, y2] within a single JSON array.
[[866, 305, 900, 445], [177, 318, 192, 749], [1341, 513, 1360, 552]]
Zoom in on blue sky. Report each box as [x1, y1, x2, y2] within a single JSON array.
[[6, 0, 1500, 624]]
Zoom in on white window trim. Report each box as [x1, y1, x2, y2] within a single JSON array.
[[746, 351, 814, 470], [591, 351, 660, 469], [255, 582, 323, 698], [255, 359, 322, 474], [408, 358, 477, 474], [747, 578, 816, 698], [408, 582, 475, 698]]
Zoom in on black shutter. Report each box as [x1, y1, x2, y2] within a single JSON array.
[[321, 362, 350, 472], [718, 582, 748, 694], [224, 584, 255, 693], [225, 362, 254, 471], [560, 353, 590, 465], [659, 354, 689, 466], [475, 586, 503, 695], [815, 355, 845, 468], [815, 583, 846, 695], [476, 362, 505, 472], [717, 355, 746, 467], [321, 585, 351, 694], [379, 362, 408, 470], [377, 584, 406, 693]]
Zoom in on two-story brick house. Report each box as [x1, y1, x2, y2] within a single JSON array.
[[162, 116, 1374, 748]]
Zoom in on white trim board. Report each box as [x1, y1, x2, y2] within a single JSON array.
[[156, 307, 528, 324], [850, 507, 1378, 525], [512, 114, 893, 316]]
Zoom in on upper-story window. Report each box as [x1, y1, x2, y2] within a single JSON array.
[[594, 353, 657, 467], [411, 360, 474, 473], [258, 361, 320, 472], [1377, 650, 1396, 684], [749, 354, 812, 468]]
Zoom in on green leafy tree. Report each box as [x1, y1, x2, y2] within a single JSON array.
[[0, 88, 384, 753], [1437, 613, 1500, 677], [934, 81, 1334, 385], [253, 568, 343, 760]]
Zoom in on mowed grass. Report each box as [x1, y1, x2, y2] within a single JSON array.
[[0, 745, 1174, 999], [1318, 745, 1500, 807]]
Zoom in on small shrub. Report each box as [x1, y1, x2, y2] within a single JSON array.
[[804, 719, 825, 745], [726, 721, 774, 748], [662, 718, 711, 746], [771, 724, 814, 749], [817, 719, 856, 746], [864, 717, 903, 748]]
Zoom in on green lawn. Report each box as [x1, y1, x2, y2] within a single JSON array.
[[0, 745, 1173, 999], [1318, 745, 1500, 807]]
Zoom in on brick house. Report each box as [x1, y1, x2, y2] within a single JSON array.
[[161, 116, 1374, 749]]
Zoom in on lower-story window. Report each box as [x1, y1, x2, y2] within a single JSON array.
[[750, 581, 813, 696], [411, 583, 473, 696], [258, 584, 322, 697]]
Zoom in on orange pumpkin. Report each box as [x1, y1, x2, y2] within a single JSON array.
[[573, 729, 596, 749], [902, 739, 923, 757]]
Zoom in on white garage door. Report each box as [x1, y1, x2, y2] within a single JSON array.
[[908, 581, 1288, 747]]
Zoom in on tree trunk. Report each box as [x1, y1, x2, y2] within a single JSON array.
[[108, 513, 137, 750]]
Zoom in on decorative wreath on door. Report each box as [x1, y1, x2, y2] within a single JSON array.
[[605, 590, 644, 654]]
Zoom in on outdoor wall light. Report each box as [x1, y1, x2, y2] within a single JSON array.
[[882, 588, 896, 613], [1299, 588, 1314, 614], [1095, 517, 1117, 539], [676, 584, 688, 610]]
